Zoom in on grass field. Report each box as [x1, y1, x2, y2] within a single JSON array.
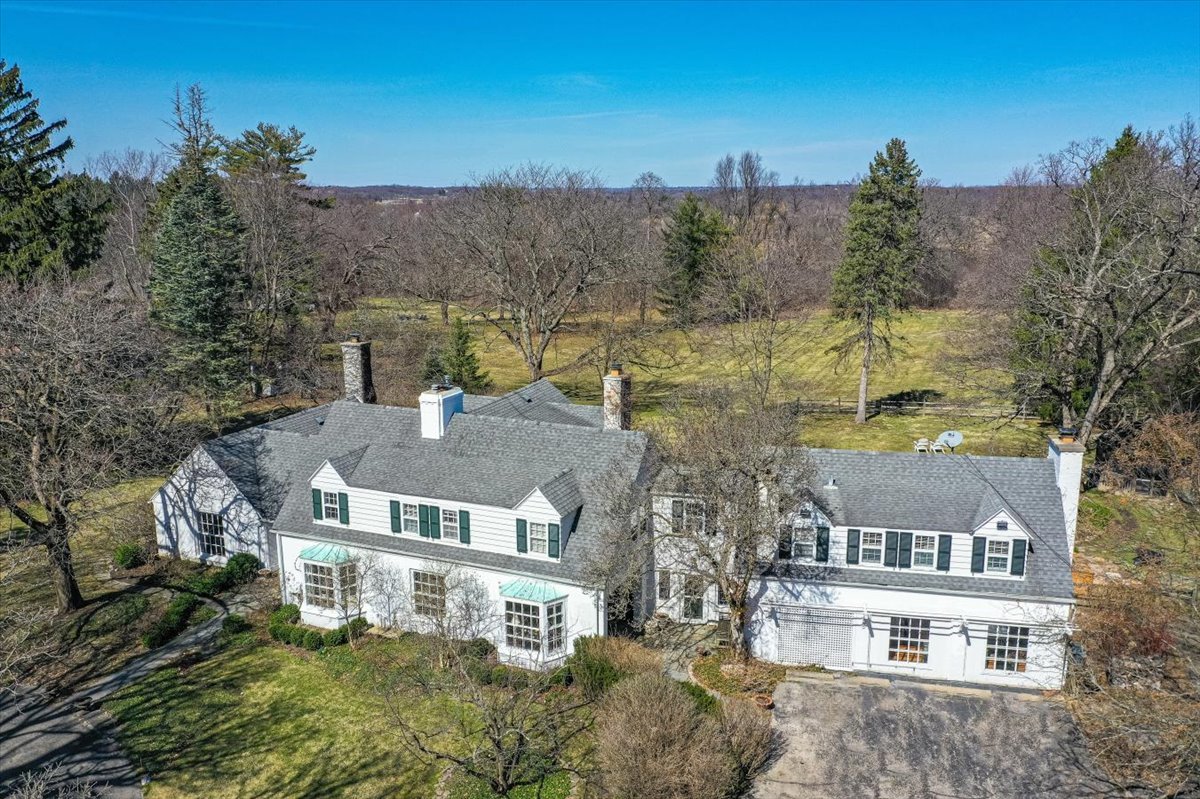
[[1076, 489, 1199, 579], [106, 637, 446, 799], [347, 301, 1047, 455]]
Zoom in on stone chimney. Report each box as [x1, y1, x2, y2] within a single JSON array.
[[420, 381, 464, 440], [340, 334, 376, 404], [1047, 427, 1085, 562], [602, 363, 632, 431]]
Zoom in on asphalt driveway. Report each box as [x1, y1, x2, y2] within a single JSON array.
[[758, 674, 1125, 799]]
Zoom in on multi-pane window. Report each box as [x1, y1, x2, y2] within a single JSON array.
[[913, 535, 936, 568], [505, 601, 541, 651], [861, 531, 884, 564], [985, 625, 1029, 672], [780, 524, 815, 560], [322, 491, 340, 520], [339, 563, 358, 607], [682, 575, 705, 620], [412, 570, 447, 618], [546, 601, 565, 654], [304, 563, 335, 608], [986, 540, 1011, 573], [671, 500, 707, 535], [529, 522, 548, 554], [887, 617, 931, 664], [402, 503, 419, 533], [441, 508, 459, 540], [197, 512, 226, 558], [657, 570, 672, 601]]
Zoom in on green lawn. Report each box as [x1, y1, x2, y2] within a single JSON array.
[[106, 638, 448, 799]]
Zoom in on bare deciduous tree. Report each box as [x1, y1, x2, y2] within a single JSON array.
[[432, 164, 634, 380], [1011, 119, 1200, 447], [84, 149, 164, 301], [651, 386, 814, 659], [0, 284, 186, 612]]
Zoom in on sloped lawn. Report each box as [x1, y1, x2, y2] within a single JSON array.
[[106, 638, 449, 798]]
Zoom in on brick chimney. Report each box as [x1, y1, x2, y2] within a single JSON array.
[[602, 363, 632, 431], [1047, 427, 1085, 562], [340, 334, 376, 403]]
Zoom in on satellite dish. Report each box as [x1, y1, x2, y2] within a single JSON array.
[[937, 431, 964, 452]]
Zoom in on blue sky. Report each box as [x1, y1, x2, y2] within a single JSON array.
[[2, 0, 1197, 186]]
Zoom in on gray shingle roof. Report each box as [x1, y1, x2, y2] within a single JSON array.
[[200, 383, 648, 584], [533, 469, 586, 516], [796, 449, 1074, 600], [469, 379, 602, 427]]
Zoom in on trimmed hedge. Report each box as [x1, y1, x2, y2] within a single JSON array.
[[268, 606, 370, 652], [142, 593, 202, 649], [113, 542, 146, 570]]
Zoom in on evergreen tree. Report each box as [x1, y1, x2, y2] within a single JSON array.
[[0, 60, 107, 285], [149, 172, 247, 417], [658, 193, 731, 326], [831, 138, 924, 424], [423, 317, 492, 393], [223, 122, 316, 184]]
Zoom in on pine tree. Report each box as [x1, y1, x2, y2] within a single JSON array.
[[423, 318, 492, 393], [149, 172, 247, 417], [658, 193, 731, 327], [831, 138, 924, 424], [0, 60, 107, 285]]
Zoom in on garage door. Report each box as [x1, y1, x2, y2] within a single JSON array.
[[775, 606, 857, 670]]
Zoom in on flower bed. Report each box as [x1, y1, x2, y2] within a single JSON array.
[[691, 651, 786, 697]]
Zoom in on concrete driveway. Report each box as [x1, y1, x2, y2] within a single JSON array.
[[758, 673, 1127, 799]]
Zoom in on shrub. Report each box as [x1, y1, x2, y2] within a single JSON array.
[[270, 604, 301, 625], [596, 673, 733, 799], [324, 626, 349, 648], [460, 637, 498, 662], [348, 617, 370, 637], [567, 636, 660, 699], [142, 593, 202, 649], [222, 553, 261, 584], [222, 614, 251, 635], [679, 680, 718, 715], [302, 630, 324, 651], [113, 542, 145, 570], [719, 698, 778, 792]]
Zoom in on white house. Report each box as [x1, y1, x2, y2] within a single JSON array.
[[154, 337, 648, 668], [651, 439, 1083, 689], [155, 336, 1080, 686]]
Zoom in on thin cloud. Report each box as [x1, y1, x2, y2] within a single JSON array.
[[489, 109, 648, 126]]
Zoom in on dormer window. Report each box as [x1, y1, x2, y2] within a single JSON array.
[[912, 535, 936, 568], [986, 540, 1011, 573], [996, 521, 1009, 531], [322, 491, 340, 521]]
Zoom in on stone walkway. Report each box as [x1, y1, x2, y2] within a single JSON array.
[[0, 589, 261, 798]]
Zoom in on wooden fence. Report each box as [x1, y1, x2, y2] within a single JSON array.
[[790, 397, 1040, 421]]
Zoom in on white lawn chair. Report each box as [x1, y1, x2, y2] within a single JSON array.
[[930, 441, 947, 454], [913, 438, 931, 453]]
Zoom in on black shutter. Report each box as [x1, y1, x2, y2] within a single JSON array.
[[846, 529, 860, 564], [777, 528, 792, 560], [390, 500, 401, 533], [937, 535, 953, 571], [418, 504, 430, 538], [459, 510, 471, 545], [816, 527, 830, 562], [898, 532, 913, 569], [884, 531, 899, 567], [311, 488, 322, 520], [516, 519, 528, 553], [1010, 539, 1027, 576], [548, 523, 560, 558], [429, 505, 441, 539], [337, 492, 349, 525], [671, 500, 684, 531], [971, 537, 987, 573]]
